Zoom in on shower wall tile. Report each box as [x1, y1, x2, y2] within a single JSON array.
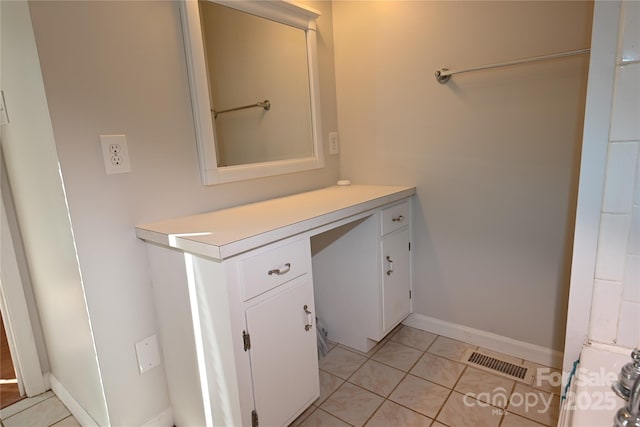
[[619, 0, 640, 62], [635, 150, 640, 206], [628, 206, 640, 254], [616, 301, 640, 348], [610, 63, 640, 141], [595, 213, 631, 281], [602, 142, 639, 213], [622, 254, 640, 303], [589, 279, 623, 343]]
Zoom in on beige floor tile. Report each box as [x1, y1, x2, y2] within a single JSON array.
[[364, 400, 431, 427], [3, 396, 70, 427], [410, 353, 465, 388], [454, 367, 515, 408], [0, 391, 55, 420], [436, 391, 501, 427], [523, 361, 562, 395], [388, 375, 450, 418], [506, 384, 560, 426], [338, 337, 388, 358], [428, 336, 476, 361], [299, 408, 351, 427], [500, 412, 548, 427], [316, 370, 344, 405], [290, 405, 317, 427], [51, 416, 82, 427], [431, 423, 447, 427], [319, 346, 367, 379], [390, 326, 437, 351], [349, 360, 406, 397], [371, 341, 422, 372], [321, 382, 384, 426]]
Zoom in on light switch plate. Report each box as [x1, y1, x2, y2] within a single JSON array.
[[328, 132, 339, 155], [135, 334, 161, 374]]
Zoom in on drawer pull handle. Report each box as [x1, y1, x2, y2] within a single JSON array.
[[386, 256, 394, 276], [268, 263, 291, 276], [303, 305, 313, 331], [392, 215, 405, 223]]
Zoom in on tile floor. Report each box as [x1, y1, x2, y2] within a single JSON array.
[[0, 391, 79, 427], [291, 325, 562, 427], [0, 326, 562, 427]]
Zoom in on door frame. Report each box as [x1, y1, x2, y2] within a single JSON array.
[[0, 175, 47, 397]]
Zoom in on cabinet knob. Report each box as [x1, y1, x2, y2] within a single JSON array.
[[386, 255, 394, 276], [268, 263, 291, 276], [392, 215, 405, 223], [303, 305, 313, 331]]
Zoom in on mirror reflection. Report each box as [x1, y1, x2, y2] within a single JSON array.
[[199, 1, 314, 167]]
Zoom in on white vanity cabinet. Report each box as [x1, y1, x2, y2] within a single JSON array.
[[136, 185, 415, 427]]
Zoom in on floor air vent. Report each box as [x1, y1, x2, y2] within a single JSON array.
[[462, 349, 534, 384]]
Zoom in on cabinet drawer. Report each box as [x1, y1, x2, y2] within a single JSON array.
[[239, 239, 309, 301], [381, 201, 410, 236]]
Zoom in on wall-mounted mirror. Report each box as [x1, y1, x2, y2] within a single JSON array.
[[180, 0, 324, 185]]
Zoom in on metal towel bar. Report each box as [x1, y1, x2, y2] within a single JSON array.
[[435, 48, 590, 84], [213, 99, 271, 119]]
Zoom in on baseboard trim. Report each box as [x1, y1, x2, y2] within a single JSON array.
[[48, 373, 99, 427], [141, 406, 173, 427], [403, 313, 563, 369]]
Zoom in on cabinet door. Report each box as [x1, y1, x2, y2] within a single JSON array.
[[245, 276, 319, 426], [381, 227, 411, 333]]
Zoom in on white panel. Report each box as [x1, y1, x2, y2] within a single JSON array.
[[616, 301, 640, 348], [602, 142, 639, 213], [635, 148, 640, 206], [595, 213, 632, 281], [622, 254, 640, 303], [381, 228, 411, 333], [588, 279, 623, 343], [628, 205, 640, 254], [610, 63, 640, 141], [619, 0, 640, 62], [245, 277, 319, 426]]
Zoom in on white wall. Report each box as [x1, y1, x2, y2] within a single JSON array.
[[564, 0, 639, 370], [332, 1, 592, 353], [25, 0, 339, 425], [0, 1, 108, 425]]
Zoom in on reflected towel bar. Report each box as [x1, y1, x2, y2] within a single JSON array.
[[213, 99, 271, 119], [435, 48, 590, 84]]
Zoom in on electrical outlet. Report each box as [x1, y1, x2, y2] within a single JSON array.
[[100, 135, 131, 174], [329, 132, 339, 155]]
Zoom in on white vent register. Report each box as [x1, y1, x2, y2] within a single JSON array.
[[136, 185, 415, 427]]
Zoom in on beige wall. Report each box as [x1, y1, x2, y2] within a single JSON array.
[[25, 0, 339, 425], [332, 1, 593, 352], [0, 1, 108, 424]]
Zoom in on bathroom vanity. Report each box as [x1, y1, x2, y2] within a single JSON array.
[[136, 185, 415, 426]]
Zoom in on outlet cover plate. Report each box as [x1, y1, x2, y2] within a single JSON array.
[[135, 334, 161, 374], [100, 134, 131, 174]]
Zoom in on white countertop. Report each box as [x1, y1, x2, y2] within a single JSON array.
[[136, 185, 415, 260]]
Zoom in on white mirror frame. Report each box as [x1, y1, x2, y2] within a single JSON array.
[[180, 0, 324, 185]]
